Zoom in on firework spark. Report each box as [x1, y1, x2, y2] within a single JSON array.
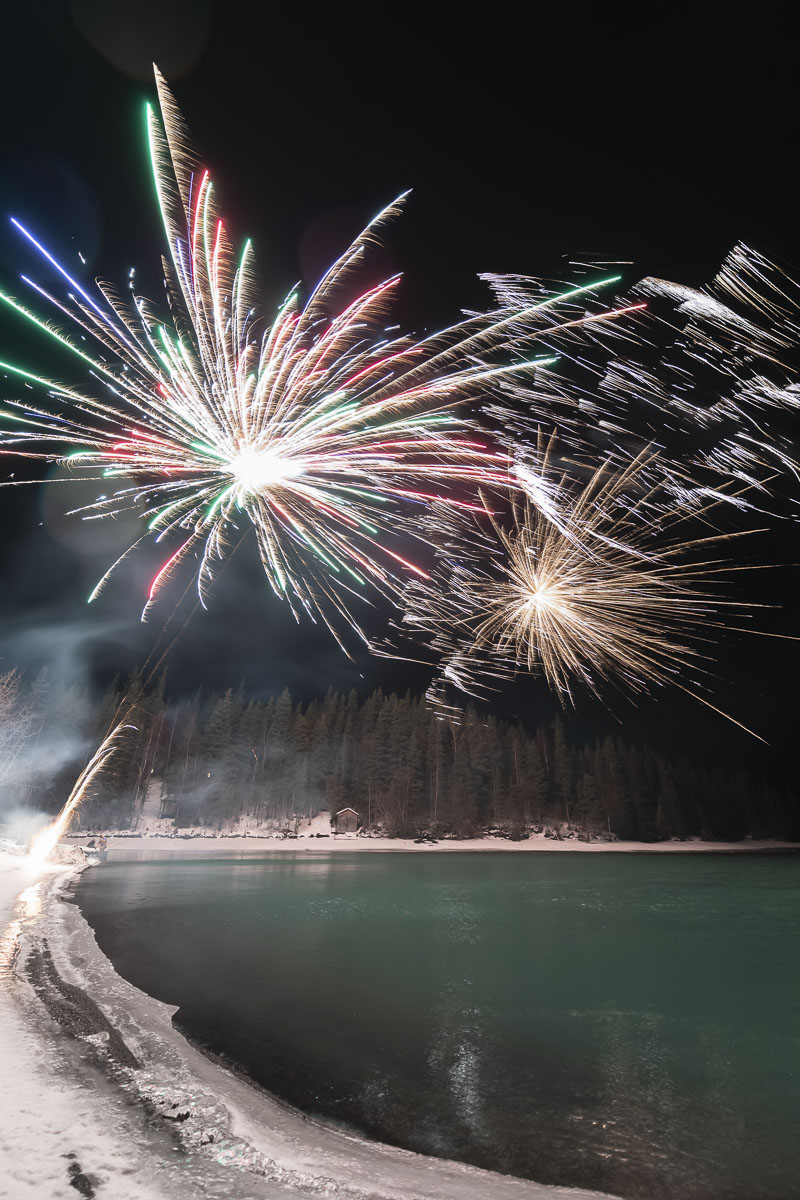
[[27, 722, 132, 866], [0, 70, 642, 651]]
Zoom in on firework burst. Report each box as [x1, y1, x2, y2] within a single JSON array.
[[0, 70, 643, 651], [390, 437, 776, 737]]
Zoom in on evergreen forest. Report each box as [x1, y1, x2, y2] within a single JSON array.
[[2, 667, 798, 843]]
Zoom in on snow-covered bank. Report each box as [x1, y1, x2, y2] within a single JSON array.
[[1, 846, 618, 1199], [62, 806, 800, 856], [69, 830, 800, 858], [0, 849, 183, 1199]]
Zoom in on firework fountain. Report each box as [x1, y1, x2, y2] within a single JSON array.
[[25, 723, 132, 866]]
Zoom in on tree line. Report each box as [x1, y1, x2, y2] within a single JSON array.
[[1, 667, 797, 842]]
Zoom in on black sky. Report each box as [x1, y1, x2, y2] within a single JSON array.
[[1, 2, 798, 779]]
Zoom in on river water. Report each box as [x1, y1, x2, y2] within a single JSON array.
[[76, 851, 800, 1200]]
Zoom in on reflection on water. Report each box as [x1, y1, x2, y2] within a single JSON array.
[[77, 852, 800, 1200], [427, 976, 488, 1150]]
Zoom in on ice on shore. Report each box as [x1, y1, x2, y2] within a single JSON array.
[[0, 846, 618, 1199], [0, 851, 175, 1198]]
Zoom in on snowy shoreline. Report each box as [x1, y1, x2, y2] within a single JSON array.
[[2, 846, 619, 1199], [69, 829, 800, 857]]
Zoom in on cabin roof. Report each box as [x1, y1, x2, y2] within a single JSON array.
[[336, 807, 359, 816]]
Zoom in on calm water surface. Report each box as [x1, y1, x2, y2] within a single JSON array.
[[77, 852, 800, 1200]]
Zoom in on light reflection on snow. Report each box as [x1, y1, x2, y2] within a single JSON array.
[[0, 916, 23, 978], [0, 881, 42, 979]]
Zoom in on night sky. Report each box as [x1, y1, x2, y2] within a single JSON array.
[[1, 3, 798, 781]]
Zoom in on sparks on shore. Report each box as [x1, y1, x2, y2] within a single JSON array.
[[27, 723, 132, 866]]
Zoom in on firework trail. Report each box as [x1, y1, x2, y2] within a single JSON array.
[[0, 70, 643, 652], [27, 722, 132, 865], [481, 249, 800, 520]]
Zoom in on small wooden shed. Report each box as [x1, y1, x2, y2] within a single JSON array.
[[334, 807, 359, 833]]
